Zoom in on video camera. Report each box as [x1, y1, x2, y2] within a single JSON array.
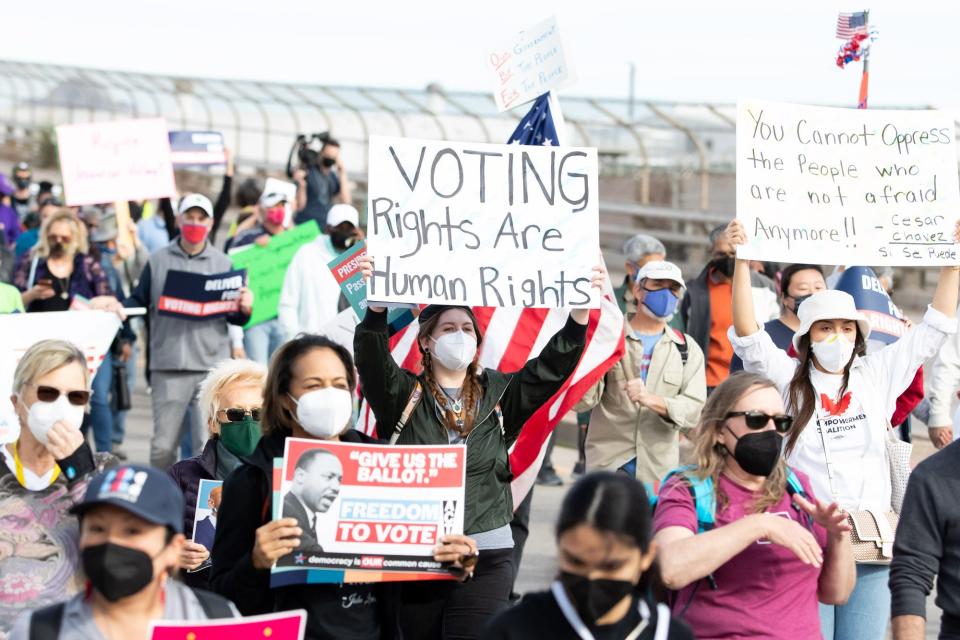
[[286, 131, 332, 178]]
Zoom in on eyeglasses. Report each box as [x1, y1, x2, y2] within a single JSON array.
[[31, 384, 90, 406], [47, 234, 72, 244], [724, 411, 793, 433], [219, 407, 263, 422]]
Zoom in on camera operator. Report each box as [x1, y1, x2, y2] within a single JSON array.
[[288, 134, 351, 229]]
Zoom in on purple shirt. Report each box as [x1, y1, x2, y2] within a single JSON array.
[[653, 471, 827, 640], [12, 252, 113, 311], [0, 204, 19, 247]]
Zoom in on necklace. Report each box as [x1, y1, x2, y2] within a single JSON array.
[[439, 388, 465, 429], [12, 439, 60, 488], [57, 275, 69, 299]]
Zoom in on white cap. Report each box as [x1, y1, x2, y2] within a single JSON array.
[[177, 194, 213, 217], [326, 203, 359, 228], [636, 260, 684, 288], [793, 289, 871, 350], [259, 191, 287, 208]]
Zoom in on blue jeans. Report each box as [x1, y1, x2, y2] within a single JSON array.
[[820, 564, 890, 640], [87, 351, 114, 453], [243, 318, 285, 365]]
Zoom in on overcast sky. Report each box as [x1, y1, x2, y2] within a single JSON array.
[[6, 0, 959, 108]]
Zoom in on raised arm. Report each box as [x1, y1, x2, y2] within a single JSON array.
[[727, 219, 759, 337], [931, 222, 960, 315]]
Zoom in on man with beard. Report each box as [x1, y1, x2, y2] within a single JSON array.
[[278, 203, 362, 341], [279, 448, 343, 562]]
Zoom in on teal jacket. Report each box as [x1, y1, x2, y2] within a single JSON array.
[[354, 310, 586, 534]]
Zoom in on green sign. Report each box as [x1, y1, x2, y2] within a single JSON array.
[[230, 221, 320, 328]]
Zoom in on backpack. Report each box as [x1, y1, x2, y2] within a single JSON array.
[[648, 464, 811, 533], [28, 588, 235, 640], [670, 328, 689, 366]]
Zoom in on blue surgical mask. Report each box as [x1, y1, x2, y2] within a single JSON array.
[[641, 287, 679, 319]]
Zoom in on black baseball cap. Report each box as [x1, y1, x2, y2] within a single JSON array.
[[419, 305, 475, 326], [71, 465, 185, 533]]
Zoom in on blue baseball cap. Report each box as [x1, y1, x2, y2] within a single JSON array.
[[71, 465, 185, 533]]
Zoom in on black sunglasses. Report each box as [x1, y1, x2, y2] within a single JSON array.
[[725, 411, 793, 433], [33, 384, 90, 406], [220, 407, 263, 422]]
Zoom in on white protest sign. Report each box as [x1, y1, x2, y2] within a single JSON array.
[[0, 311, 121, 444], [366, 135, 600, 309], [736, 100, 960, 266], [56, 118, 177, 206], [488, 16, 570, 112]]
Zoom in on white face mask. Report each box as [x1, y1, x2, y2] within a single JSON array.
[[810, 333, 855, 373], [429, 331, 477, 371], [289, 388, 354, 439], [23, 395, 85, 445]]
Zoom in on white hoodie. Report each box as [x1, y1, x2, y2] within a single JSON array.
[[277, 235, 342, 341]]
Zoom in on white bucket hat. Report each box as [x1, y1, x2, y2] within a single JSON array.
[[792, 289, 871, 351]]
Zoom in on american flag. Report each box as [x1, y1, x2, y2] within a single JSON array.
[[357, 92, 625, 506], [836, 11, 868, 39]]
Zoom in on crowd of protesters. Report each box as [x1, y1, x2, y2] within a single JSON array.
[[0, 132, 958, 640]]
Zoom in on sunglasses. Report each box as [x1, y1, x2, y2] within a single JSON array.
[[32, 384, 90, 406], [725, 411, 793, 433], [47, 234, 72, 244], [220, 407, 263, 422]]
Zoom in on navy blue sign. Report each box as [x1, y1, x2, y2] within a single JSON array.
[[833, 266, 906, 345], [168, 131, 225, 167], [158, 269, 246, 320]]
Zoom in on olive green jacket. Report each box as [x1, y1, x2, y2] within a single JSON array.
[[354, 310, 586, 534]]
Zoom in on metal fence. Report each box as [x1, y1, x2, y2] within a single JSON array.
[[0, 59, 954, 289]]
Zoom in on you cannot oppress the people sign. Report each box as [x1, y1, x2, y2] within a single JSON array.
[[736, 100, 960, 266], [365, 136, 600, 309]]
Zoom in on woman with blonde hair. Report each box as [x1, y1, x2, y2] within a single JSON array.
[[167, 358, 267, 586], [653, 372, 855, 640], [0, 339, 116, 635], [13, 208, 115, 312]]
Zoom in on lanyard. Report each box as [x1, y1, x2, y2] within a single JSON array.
[[12, 440, 60, 488], [550, 581, 650, 640]]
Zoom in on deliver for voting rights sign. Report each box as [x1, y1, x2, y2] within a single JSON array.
[[56, 118, 177, 206], [168, 130, 226, 167], [488, 16, 570, 111], [149, 610, 306, 640], [736, 100, 960, 266], [834, 266, 907, 347], [271, 439, 466, 586], [365, 135, 600, 309], [0, 311, 121, 444], [158, 269, 246, 320], [230, 221, 320, 327]]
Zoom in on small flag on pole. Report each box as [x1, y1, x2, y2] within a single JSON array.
[[836, 11, 868, 39]]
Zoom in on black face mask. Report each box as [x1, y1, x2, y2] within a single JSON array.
[[49, 242, 66, 257], [82, 542, 159, 602], [710, 256, 735, 278], [559, 571, 636, 622], [320, 156, 337, 168], [788, 294, 812, 314], [14, 177, 30, 189], [724, 426, 783, 477]]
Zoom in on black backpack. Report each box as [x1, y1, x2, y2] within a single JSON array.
[[28, 587, 235, 640]]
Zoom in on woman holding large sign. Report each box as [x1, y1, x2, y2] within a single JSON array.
[[726, 218, 960, 640], [355, 256, 605, 640]]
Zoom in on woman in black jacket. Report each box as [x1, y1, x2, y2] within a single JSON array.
[[354, 257, 604, 640], [209, 335, 477, 640]]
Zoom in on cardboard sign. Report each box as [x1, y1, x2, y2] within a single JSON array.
[[229, 221, 320, 327], [168, 130, 226, 166], [833, 266, 906, 346], [191, 479, 223, 558], [157, 269, 246, 320], [365, 135, 600, 309], [56, 118, 176, 206], [488, 16, 570, 111], [0, 311, 121, 443], [736, 100, 960, 266], [149, 610, 307, 640], [271, 439, 466, 586]]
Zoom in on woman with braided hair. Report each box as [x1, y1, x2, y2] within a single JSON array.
[[354, 256, 605, 640]]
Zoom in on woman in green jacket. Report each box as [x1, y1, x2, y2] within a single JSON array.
[[355, 257, 603, 640]]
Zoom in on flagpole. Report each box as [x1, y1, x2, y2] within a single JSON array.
[[858, 9, 870, 109]]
